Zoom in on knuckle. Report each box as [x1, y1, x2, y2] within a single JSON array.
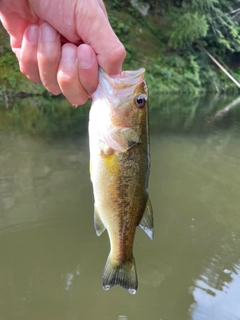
[[108, 44, 126, 65]]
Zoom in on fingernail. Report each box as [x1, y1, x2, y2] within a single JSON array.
[[62, 45, 76, 62], [78, 47, 93, 68], [27, 25, 39, 44], [41, 24, 57, 41]]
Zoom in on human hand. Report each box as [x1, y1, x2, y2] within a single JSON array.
[[0, 0, 126, 106]]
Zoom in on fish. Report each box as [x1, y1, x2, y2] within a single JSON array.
[[89, 68, 153, 294]]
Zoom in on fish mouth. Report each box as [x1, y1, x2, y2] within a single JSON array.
[[99, 68, 145, 90]]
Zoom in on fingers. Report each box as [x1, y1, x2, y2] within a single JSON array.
[[19, 25, 40, 83], [1, 0, 126, 106], [19, 23, 62, 93], [37, 23, 61, 95], [20, 23, 62, 95], [18, 23, 99, 105], [77, 44, 98, 95], [57, 43, 98, 105]]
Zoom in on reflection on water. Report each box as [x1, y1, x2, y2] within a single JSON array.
[[1, 95, 240, 319], [193, 262, 240, 320]]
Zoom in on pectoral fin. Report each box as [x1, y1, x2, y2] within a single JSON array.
[[139, 198, 154, 240], [94, 207, 106, 236], [99, 126, 141, 152]]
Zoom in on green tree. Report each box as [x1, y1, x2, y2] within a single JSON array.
[[140, 0, 240, 56]]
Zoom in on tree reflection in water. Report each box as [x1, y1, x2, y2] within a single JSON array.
[[0, 94, 240, 319]]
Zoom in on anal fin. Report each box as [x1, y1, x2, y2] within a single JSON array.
[[139, 198, 154, 240], [94, 207, 106, 236]]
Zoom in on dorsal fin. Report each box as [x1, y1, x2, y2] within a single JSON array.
[[139, 198, 154, 240]]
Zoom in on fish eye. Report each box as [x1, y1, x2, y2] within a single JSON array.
[[135, 94, 146, 108]]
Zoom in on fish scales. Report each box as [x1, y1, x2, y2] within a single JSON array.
[[89, 68, 153, 294]]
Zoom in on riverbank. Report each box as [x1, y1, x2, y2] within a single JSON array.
[[0, 1, 239, 99]]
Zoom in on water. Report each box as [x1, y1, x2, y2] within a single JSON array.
[[1, 94, 240, 320]]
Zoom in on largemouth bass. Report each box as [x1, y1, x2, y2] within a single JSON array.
[[89, 68, 153, 294]]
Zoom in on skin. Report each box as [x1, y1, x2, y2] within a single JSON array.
[[0, 0, 126, 105]]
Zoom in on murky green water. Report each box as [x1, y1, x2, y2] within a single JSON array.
[[1, 94, 240, 320]]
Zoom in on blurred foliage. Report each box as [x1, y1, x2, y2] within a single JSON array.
[[0, 0, 240, 97], [0, 28, 46, 97], [166, 8, 209, 48], [106, 0, 240, 94]]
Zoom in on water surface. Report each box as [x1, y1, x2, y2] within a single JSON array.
[[1, 94, 240, 320]]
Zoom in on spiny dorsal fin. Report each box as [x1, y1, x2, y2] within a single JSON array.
[[94, 207, 106, 236], [102, 255, 138, 294], [139, 198, 154, 240]]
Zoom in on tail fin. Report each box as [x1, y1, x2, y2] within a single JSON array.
[[102, 255, 138, 294]]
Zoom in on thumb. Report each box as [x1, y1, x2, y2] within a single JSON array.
[[97, 33, 126, 76], [76, 3, 126, 76]]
